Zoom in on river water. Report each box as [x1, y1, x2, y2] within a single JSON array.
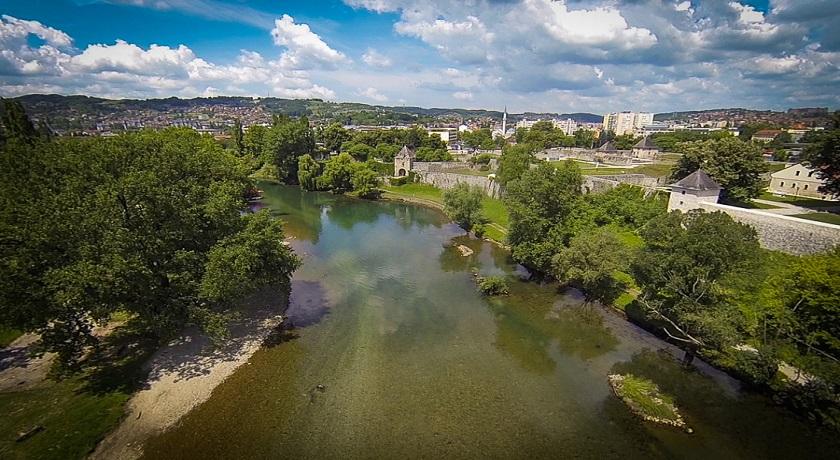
[[142, 183, 838, 459]]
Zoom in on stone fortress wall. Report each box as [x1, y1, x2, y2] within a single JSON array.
[[697, 202, 840, 255]]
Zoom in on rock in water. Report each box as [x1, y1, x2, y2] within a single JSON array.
[[16, 426, 44, 442]]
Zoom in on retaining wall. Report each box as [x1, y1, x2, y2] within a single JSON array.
[[414, 172, 504, 198], [698, 203, 840, 255]]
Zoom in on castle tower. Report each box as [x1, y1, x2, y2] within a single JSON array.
[[394, 145, 415, 177], [668, 169, 722, 212]]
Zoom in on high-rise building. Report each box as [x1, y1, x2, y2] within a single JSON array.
[[603, 111, 654, 135]]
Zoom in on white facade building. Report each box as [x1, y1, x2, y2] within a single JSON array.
[[603, 111, 655, 135]]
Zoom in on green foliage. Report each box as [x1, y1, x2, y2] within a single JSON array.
[[351, 161, 382, 198], [442, 183, 487, 232], [374, 143, 400, 162], [461, 128, 497, 150], [415, 146, 452, 161], [229, 119, 244, 156], [573, 129, 596, 148], [632, 210, 761, 349], [0, 99, 39, 145], [516, 122, 574, 150], [265, 116, 315, 183], [0, 127, 300, 365], [318, 122, 350, 153], [552, 229, 630, 305], [470, 153, 495, 165], [343, 141, 374, 161], [297, 154, 322, 191], [577, 185, 666, 230], [497, 143, 535, 185], [243, 124, 268, 158], [719, 348, 780, 388], [672, 137, 766, 202], [651, 130, 732, 151], [803, 128, 840, 197], [476, 276, 510, 296], [320, 152, 356, 194], [613, 134, 640, 150], [610, 374, 682, 424], [505, 160, 582, 272]]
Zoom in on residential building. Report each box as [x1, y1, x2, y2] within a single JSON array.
[[427, 127, 459, 144], [751, 129, 783, 143], [768, 164, 835, 200], [603, 111, 654, 135]]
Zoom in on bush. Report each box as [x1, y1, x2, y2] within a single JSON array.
[[389, 175, 410, 186], [726, 347, 780, 387], [476, 276, 509, 296]]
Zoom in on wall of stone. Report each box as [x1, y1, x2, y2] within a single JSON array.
[[596, 174, 665, 188], [538, 148, 640, 166], [415, 172, 504, 198], [698, 202, 840, 255], [412, 161, 468, 172]]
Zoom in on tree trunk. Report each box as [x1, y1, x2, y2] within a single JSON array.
[[681, 345, 697, 367]]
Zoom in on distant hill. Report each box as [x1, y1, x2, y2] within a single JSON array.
[[9, 94, 602, 125]]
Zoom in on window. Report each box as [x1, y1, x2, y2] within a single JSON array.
[[804, 185, 809, 190], [679, 201, 684, 205], [792, 183, 796, 188], [681, 190, 685, 195], [808, 171, 814, 177], [780, 181, 785, 187], [795, 170, 800, 176]]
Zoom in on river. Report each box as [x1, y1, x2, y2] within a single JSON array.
[[142, 183, 838, 459]]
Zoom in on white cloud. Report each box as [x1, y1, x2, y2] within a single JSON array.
[[358, 86, 388, 102], [271, 14, 349, 70], [452, 91, 473, 101], [361, 48, 392, 68]]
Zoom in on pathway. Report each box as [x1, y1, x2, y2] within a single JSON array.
[[752, 199, 817, 216]]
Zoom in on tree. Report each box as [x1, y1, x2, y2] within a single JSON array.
[[415, 146, 451, 161], [320, 152, 355, 193], [0, 128, 301, 367], [1, 99, 39, 145], [297, 154, 321, 191], [803, 129, 840, 197], [505, 160, 582, 272], [552, 229, 630, 305], [631, 210, 760, 365], [351, 161, 381, 199], [265, 116, 315, 183], [319, 122, 350, 153], [574, 129, 595, 148], [243, 125, 267, 158], [613, 134, 639, 150], [344, 142, 374, 161], [496, 144, 535, 185], [672, 137, 766, 202], [442, 183, 487, 233], [374, 143, 400, 161], [230, 119, 244, 156]]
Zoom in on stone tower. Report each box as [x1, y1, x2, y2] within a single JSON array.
[[667, 169, 722, 212], [394, 145, 415, 177]]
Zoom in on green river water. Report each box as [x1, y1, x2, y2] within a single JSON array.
[[142, 183, 839, 459]]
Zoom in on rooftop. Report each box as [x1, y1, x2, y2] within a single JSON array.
[[670, 169, 722, 191]]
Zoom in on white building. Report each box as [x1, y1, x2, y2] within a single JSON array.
[[427, 127, 459, 144], [768, 164, 835, 200], [603, 111, 654, 135], [553, 118, 578, 135]]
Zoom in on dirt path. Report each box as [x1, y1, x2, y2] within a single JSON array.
[[0, 334, 55, 392], [90, 298, 285, 460]]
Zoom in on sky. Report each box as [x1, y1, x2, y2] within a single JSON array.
[[0, 0, 837, 114]]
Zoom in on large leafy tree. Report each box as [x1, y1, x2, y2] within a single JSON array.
[[632, 210, 760, 364], [297, 154, 321, 191], [320, 152, 355, 193], [672, 137, 766, 202], [1, 99, 39, 145], [265, 116, 315, 183], [505, 160, 582, 272], [443, 183, 487, 233], [496, 144, 535, 185], [319, 122, 351, 153], [0, 128, 300, 366], [803, 113, 840, 197], [552, 229, 629, 306], [351, 161, 381, 199]]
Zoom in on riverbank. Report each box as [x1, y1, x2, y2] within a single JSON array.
[[382, 183, 510, 244], [91, 290, 285, 460]]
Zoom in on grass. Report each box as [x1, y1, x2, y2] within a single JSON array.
[[0, 321, 159, 460], [791, 213, 840, 226], [550, 161, 675, 178], [758, 191, 839, 208], [382, 183, 510, 243], [0, 326, 23, 348], [729, 200, 783, 210], [609, 374, 683, 425]]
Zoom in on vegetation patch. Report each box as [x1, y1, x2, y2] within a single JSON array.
[[476, 275, 510, 296], [791, 213, 840, 226], [608, 374, 687, 429], [758, 192, 839, 208]]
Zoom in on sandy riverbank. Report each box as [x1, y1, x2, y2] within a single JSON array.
[[90, 290, 286, 460]]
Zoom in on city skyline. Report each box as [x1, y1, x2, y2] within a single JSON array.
[[0, 0, 838, 113]]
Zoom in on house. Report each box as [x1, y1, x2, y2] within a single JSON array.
[[631, 136, 660, 160], [767, 164, 835, 200], [751, 130, 783, 143]]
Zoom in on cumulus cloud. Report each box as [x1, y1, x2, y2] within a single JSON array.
[[452, 91, 473, 101], [271, 14, 349, 70], [0, 14, 339, 100]]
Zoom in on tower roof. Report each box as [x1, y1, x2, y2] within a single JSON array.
[[396, 145, 415, 159], [597, 141, 617, 151], [670, 169, 722, 191], [633, 136, 659, 150]]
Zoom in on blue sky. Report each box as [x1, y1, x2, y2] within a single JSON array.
[[0, 0, 837, 113]]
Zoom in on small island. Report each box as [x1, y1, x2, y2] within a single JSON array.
[[608, 374, 688, 430]]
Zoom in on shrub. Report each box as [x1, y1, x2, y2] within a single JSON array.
[[477, 276, 510, 296]]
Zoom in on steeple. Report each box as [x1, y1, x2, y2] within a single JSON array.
[[501, 106, 507, 137]]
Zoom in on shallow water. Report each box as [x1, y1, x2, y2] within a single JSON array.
[[142, 184, 839, 459]]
